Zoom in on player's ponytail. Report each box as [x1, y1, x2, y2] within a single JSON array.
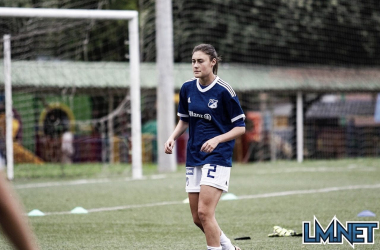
[[192, 44, 222, 75]]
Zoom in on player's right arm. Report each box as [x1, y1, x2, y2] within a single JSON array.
[[165, 82, 190, 154], [165, 120, 189, 154]]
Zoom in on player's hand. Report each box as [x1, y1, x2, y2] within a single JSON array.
[[200, 137, 220, 153], [164, 139, 175, 154]]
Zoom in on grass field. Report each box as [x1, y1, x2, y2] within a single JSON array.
[[1, 158, 380, 249]]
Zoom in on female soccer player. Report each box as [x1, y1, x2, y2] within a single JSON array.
[[165, 44, 245, 250]]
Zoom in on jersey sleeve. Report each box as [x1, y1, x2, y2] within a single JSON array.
[[177, 84, 189, 122], [227, 95, 245, 127]]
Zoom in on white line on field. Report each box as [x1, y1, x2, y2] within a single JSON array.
[[238, 183, 380, 199], [39, 183, 380, 216], [255, 166, 376, 175], [44, 201, 182, 215], [14, 175, 166, 189], [15, 166, 376, 189]]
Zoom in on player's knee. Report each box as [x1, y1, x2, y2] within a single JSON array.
[[197, 208, 212, 223], [193, 219, 202, 228], [191, 212, 201, 225]]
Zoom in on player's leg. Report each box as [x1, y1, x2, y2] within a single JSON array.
[[199, 164, 239, 250], [198, 184, 223, 248], [220, 231, 237, 250], [186, 166, 204, 231], [189, 193, 238, 249], [187, 165, 239, 249], [188, 192, 204, 232]]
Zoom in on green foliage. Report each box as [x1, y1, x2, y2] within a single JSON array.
[[141, 0, 380, 65], [3, 0, 380, 65], [108, 0, 138, 11]]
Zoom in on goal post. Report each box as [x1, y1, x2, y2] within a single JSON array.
[[0, 7, 142, 179], [3, 34, 13, 180]]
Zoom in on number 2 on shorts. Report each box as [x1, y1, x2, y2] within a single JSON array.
[[207, 164, 217, 178]]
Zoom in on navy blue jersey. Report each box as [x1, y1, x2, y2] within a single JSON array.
[[178, 76, 245, 167]]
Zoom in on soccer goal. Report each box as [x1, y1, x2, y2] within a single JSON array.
[[0, 7, 142, 180]]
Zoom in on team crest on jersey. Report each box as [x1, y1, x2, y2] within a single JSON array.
[[208, 99, 218, 109]]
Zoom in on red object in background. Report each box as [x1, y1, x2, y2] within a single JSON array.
[[244, 111, 262, 142], [36, 134, 102, 163], [241, 111, 262, 158], [176, 132, 188, 164], [35, 134, 61, 162], [72, 135, 102, 162]]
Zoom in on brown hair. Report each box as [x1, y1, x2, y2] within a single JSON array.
[[192, 44, 222, 74]]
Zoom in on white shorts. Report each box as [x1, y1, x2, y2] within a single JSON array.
[[185, 164, 231, 193]]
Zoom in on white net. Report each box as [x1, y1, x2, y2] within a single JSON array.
[[2, 0, 380, 168], [0, 15, 136, 166], [139, 0, 380, 161], [140, 0, 380, 65]]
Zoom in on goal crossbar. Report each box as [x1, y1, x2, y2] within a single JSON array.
[[0, 7, 142, 179], [0, 7, 137, 20]]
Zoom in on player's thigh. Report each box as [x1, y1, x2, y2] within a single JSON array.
[[188, 192, 200, 218], [198, 185, 223, 214]]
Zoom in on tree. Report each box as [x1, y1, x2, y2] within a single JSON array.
[[140, 0, 380, 66]]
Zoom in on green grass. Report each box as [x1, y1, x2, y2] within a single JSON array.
[[1, 158, 380, 249], [12, 162, 159, 181]]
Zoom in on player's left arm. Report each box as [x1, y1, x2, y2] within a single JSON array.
[[201, 93, 245, 153], [200, 126, 245, 153]]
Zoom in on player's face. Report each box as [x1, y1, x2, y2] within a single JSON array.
[[192, 51, 216, 78]]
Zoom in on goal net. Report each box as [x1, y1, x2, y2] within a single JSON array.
[[139, 0, 380, 162], [0, 7, 142, 179]]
